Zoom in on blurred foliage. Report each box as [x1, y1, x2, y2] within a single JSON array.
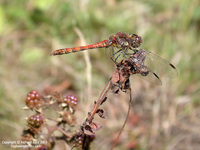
[[0, 0, 200, 150]]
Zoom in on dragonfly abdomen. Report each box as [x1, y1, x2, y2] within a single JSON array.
[[51, 40, 109, 56]]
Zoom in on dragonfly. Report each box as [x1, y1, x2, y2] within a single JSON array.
[[51, 32, 177, 85]]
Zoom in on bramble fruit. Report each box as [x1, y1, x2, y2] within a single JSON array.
[[63, 95, 78, 107], [26, 90, 42, 109], [27, 114, 44, 129], [72, 132, 95, 149]]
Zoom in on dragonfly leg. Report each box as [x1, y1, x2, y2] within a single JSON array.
[[108, 48, 123, 63], [123, 48, 138, 58], [112, 48, 122, 56], [114, 50, 123, 62]]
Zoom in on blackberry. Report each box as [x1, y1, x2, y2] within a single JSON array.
[[27, 114, 44, 129], [63, 95, 78, 107], [26, 90, 42, 109], [73, 133, 84, 148], [72, 132, 95, 149]]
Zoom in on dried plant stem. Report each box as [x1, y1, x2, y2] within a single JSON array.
[[110, 87, 132, 150], [45, 123, 71, 141], [56, 126, 72, 138], [88, 78, 112, 123], [45, 124, 58, 141]]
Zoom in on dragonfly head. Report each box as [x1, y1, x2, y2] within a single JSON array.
[[131, 34, 142, 48]]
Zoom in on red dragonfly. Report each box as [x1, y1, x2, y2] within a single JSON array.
[[51, 32, 177, 85]]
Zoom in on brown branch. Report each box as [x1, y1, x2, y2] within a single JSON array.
[[56, 126, 72, 139], [44, 123, 71, 141], [88, 78, 112, 123]]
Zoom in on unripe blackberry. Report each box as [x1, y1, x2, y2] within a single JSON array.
[[27, 114, 44, 129], [72, 132, 95, 149], [26, 90, 42, 109], [63, 95, 78, 107], [73, 133, 84, 148]]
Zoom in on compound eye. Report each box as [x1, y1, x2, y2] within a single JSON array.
[[132, 34, 142, 48], [137, 36, 142, 45]]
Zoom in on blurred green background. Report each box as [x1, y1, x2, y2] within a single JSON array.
[[0, 0, 200, 149]]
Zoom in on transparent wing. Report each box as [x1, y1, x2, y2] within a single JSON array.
[[144, 50, 178, 78], [134, 49, 177, 85], [137, 71, 162, 85], [106, 47, 177, 85]]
